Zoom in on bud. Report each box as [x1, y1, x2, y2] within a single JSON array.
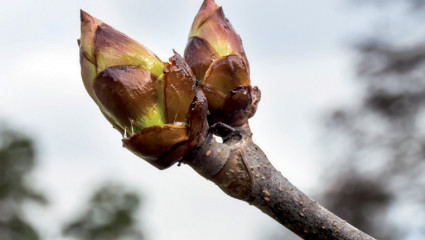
[[79, 11, 208, 169], [184, 0, 260, 126]]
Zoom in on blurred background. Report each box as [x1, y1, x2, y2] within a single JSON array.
[[1, 0, 424, 239]]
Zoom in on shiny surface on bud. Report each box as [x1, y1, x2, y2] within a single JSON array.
[[203, 55, 250, 105], [94, 66, 163, 133]]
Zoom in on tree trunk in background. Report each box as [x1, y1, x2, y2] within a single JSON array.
[[319, 1, 425, 239]]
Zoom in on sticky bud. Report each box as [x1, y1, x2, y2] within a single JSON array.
[[79, 11, 208, 169], [184, 0, 260, 126]]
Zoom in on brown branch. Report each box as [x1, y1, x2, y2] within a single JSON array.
[[184, 122, 376, 240]]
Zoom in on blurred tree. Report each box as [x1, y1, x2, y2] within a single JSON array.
[[0, 124, 48, 240], [321, 1, 425, 239], [62, 184, 144, 240]]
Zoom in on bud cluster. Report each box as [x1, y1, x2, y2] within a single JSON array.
[[79, 0, 260, 169]]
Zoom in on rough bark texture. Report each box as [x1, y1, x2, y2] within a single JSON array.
[[184, 122, 376, 240]]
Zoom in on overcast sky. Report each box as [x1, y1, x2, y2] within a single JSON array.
[[0, 0, 381, 239]]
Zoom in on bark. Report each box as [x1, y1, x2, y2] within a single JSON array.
[[183, 122, 376, 240]]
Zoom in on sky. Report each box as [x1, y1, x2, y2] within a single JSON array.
[[0, 0, 380, 239]]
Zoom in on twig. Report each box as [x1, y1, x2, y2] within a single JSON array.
[[185, 122, 376, 240]]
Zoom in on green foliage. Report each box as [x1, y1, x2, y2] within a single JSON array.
[[0, 125, 47, 240], [62, 184, 144, 240]]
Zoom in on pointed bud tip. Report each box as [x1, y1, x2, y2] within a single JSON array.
[[80, 9, 102, 25], [202, 0, 219, 9], [190, 0, 220, 37], [199, 0, 220, 19], [80, 9, 90, 23]]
